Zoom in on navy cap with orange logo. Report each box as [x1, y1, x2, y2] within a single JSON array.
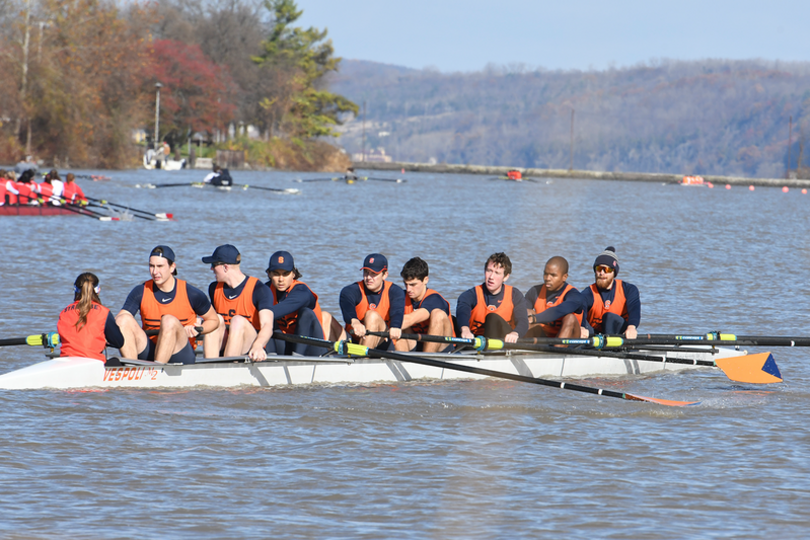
[[361, 253, 388, 273], [267, 250, 295, 272]]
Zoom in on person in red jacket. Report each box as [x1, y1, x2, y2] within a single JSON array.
[[62, 173, 87, 204], [57, 272, 124, 362]]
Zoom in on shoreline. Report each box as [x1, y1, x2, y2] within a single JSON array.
[[353, 161, 810, 188]]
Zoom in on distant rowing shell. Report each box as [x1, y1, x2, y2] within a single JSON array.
[[0, 347, 747, 390]]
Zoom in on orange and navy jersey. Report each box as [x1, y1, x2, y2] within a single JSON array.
[[139, 279, 200, 348], [339, 281, 406, 332], [404, 289, 455, 335], [469, 284, 515, 335], [529, 283, 584, 338], [57, 301, 110, 361], [268, 280, 323, 334], [212, 276, 262, 330], [584, 279, 642, 333]]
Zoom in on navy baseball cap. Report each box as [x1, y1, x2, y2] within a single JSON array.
[[267, 250, 295, 272], [149, 245, 175, 263], [202, 244, 241, 265], [361, 253, 388, 273]]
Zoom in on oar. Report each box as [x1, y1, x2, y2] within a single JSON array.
[[84, 201, 157, 221], [72, 173, 112, 181], [138, 182, 195, 189], [271, 332, 698, 406], [59, 203, 120, 221], [363, 176, 406, 183], [634, 332, 810, 348], [367, 331, 781, 385], [0, 332, 60, 348], [84, 196, 173, 220], [293, 177, 340, 183], [237, 184, 300, 195]]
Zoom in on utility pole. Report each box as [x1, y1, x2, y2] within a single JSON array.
[[787, 115, 792, 179], [17, 0, 31, 154], [154, 82, 163, 146], [362, 100, 367, 162], [569, 108, 575, 172]]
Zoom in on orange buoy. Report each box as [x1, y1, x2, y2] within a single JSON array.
[[707, 182, 714, 188], [802, 189, 807, 194], [725, 184, 731, 190], [749, 185, 755, 191], [782, 186, 789, 193]]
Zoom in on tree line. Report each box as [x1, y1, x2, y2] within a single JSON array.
[[0, 0, 356, 169], [330, 59, 810, 178]]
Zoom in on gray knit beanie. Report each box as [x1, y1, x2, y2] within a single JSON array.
[[593, 246, 619, 275]]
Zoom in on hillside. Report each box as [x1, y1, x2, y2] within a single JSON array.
[[328, 59, 810, 178]]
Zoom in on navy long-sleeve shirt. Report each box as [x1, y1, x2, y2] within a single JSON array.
[[264, 280, 320, 319], [580, 280, 641, 328], [456, 284, 529, 336], [525, 283, 584, 324], [339, 281, 405, 329]]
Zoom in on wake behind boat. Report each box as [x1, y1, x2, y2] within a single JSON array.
[[0, 346, 752, 390]]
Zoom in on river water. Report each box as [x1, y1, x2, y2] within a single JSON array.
[[0, 169, 808, 538]]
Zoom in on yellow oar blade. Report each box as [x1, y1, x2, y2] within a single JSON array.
[[715, 352, 782, 384], [625, 394, 700, 406]]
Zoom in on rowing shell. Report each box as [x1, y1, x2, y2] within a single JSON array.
[[0, 347, 747, 390], [0, 205, 79, 217]]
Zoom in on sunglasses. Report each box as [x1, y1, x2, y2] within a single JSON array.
[[595, 265, 615, 274], [211, 262, 226, 269]]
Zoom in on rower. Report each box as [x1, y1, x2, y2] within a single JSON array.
[[396, 257, 455, 353], [201, 244, 275, 361], [57, 272, 124, 363], [202, 164, 233, 187], [581, 246, 641, 339], [339, 253, 405, 349], [456, 252, 529, 343], [115, 245, 219, 364], [264, 251, 341, 356], [344, 167, 358, 184], [524, 256, 585, 340], [37, 169, 64, 205], [62, 173, 87, 205], [9, 169, 37, 205]]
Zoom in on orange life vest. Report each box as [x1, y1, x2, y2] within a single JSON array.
[[271, 280, 323, 334], [57, 301, 110, 361], [533, 283, 583, 338], [587, 279, 628, 333], [404, 289, 455, 336], [346, 281, 392, 333], [140, 279, 198, 348], [213, 276, 261, 330], [469, 284, 515, 335]]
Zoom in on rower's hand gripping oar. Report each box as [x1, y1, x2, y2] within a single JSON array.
[[0, 332, 60, 349], [367, 331, 782, 385], [272, 332, 698, 406]]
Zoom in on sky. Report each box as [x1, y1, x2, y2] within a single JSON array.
[[297, 0, 810, 72]]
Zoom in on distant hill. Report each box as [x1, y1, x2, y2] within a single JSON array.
[[328, 59, 810, 178]]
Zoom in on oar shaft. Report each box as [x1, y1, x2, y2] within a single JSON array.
[[84, 196, 168, 218], [272, 332, 696, 405]]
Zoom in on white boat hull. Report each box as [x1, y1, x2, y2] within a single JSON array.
[[0, 348, 745, 390]]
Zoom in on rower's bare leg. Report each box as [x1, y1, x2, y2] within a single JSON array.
[[360, 311, 386, 349], [203, 314, 226, 358], [224, 315, 258, 357], [115, 310, 148, 359], [395, 327, 415, 351], [321, 311, 347, 342], [154, 314, 188, 364], [555, 313, 581, 345], [422, 309, 453, 353]]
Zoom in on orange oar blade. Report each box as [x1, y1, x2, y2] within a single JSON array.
[[715, 352, 782, 384], [625, 394, 700, 406]]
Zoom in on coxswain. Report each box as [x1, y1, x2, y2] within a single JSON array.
[[201, 244, 275, 361], [339, 253, 405, 349], [396, 257, 455, 352], [456, 252, 529, 343], [265, 250, 342, 356], [57, 272, 124, 363], [524, 256, 585, 340], [203, 164, 233, 187], [581, 246, 641, 339], [115, 245, 219, 364], [62, 173, 87, 205]]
